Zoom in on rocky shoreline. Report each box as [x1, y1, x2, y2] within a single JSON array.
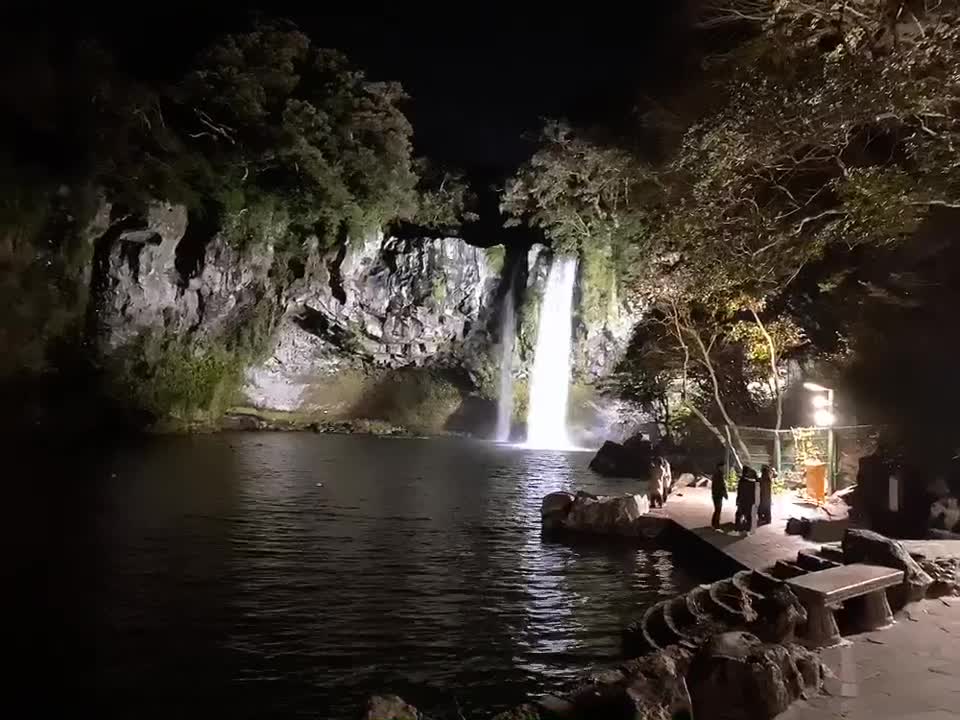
[[360, 490, 960, 720]]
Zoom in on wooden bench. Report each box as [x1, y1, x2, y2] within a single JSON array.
[[787, 563, 904, 648]]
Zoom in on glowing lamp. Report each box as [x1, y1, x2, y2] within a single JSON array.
[[813, 409, 836, 427]]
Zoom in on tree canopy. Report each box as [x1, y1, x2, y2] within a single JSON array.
[[503, 0, 960, 456]]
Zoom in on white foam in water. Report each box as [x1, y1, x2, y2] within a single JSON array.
[[525, 255, 578, 450]]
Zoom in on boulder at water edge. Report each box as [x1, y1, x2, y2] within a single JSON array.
[[687, 632, 824, 720], [541, 491, 651, 536], [842, 528, 932, 607], [364, 694, 419, 720], [532, 645, 693, 720], [589, 437, 667, 479], [541, 491, 576, 531]]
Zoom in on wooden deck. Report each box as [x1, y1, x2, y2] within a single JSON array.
[[650, 486, 821, 572]]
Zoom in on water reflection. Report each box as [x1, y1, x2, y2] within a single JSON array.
[[29, 434, 693, 719]]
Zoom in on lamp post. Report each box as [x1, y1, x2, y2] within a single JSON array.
[[803, 382, 836, 493]]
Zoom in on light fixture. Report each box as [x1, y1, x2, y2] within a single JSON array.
[[803, 381, 830, 392], [813, 409, 836, 427], [811, 395, 832, 409]]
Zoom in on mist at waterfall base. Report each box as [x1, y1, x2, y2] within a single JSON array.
[[525, 256, 579, 450]]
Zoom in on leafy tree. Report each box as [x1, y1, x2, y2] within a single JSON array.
[[410, 159, 479, 233], [0, 23, 426, 426], [176, 26, 418, 245], [504, 0, 960, 463]]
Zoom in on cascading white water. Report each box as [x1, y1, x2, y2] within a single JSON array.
[[525, 255, 578, 449], [494, 285, 516, 442]]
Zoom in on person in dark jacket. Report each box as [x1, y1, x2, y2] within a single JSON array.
[[758, 464, 775, 526], [735, 465, 758, 532], [711, 462, 728, 529]]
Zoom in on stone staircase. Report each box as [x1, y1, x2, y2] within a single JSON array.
[[623, 566, 809, 656]]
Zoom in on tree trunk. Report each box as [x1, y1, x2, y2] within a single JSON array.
[[687, 402, 742, 469], [750, 307, 782, 471], [689, 329, 754, 465]]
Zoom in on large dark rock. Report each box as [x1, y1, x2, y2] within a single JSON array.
[[842, 528, 933, 607], [491, 704, 544, 720], [363, 694, 419, 720], [916, 556, 960, 598], [565, 645, 693, 720], [541, 492, 576, 531], [590, 436, 669, 481], [589, 440, 642, 477], [747, 582, 808, 644], [687, 632, 824, 720]]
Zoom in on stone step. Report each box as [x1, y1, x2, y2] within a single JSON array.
[[795, 549, 842, 572], [817, 544, 845, 564], [732, 570, 766, 600], [708, 578, 758, 624], [770, 560, 809, 580], [663, 595, 700, 640], [642, 602, 681, 649], [622, 612, 661, 658], [743, 570, 786, 596]]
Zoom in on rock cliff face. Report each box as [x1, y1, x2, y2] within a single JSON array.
[[247, 231, 498, 411], [95, 203, 278, 351], [84, 201, 642, 431], [90, 201, 501, 426]]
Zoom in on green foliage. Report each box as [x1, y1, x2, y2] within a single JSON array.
[[431, 276, 447, 304], [484, 245, 506, 275], [353, 369, 463, 433], [507, 1, 960, 451], [0, 23, 431, 428], [502, 123, 655, 323], [580, 238, 618, 328], [0, 182, 100, 379], [412, 160, 478, 232], [502, 122, 656, 256], [511, 377, 530, 423], [108, 335, 245, 426], [726, 468, 738, 494], [176, 27, 419, 246]]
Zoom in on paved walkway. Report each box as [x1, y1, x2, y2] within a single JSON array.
[[651, 486, 821, 571], [647, 487, 960, 719], [781, 598, 960, 720]]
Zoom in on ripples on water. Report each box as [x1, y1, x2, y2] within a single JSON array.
[[18, 434, 693, 719]]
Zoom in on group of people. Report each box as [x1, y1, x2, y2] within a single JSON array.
[[710, 462, 777, 533]]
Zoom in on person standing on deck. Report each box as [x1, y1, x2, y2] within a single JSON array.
[[758, 464, 775, 526], [735, 465, 758, 533], [711, 462, 728, 529]]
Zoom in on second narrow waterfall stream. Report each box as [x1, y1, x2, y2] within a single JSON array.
[[494, 280, 517, 442], [526, 255, 578, 448]]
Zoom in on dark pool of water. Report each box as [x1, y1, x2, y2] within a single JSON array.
[[11, 433, 692, 719]]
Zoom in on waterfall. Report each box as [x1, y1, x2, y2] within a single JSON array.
[[494, 281, 516, 442], [526, 255, 578, 449]]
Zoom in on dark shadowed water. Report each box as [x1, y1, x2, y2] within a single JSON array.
[[12, 433, 692, 719]]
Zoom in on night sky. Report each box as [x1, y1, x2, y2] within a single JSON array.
[[10, 2, 697, 174]]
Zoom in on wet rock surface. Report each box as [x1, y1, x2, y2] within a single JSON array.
[[541, 491, 653, 536], [687, 632, 824, 720], [623, 570, 807, 657], [363, 694, 419, 720], [487, 631, 823, 720], [842, 528, 933, 607]]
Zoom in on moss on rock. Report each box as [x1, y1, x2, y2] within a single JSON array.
[[350, 368, 465, 433]]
